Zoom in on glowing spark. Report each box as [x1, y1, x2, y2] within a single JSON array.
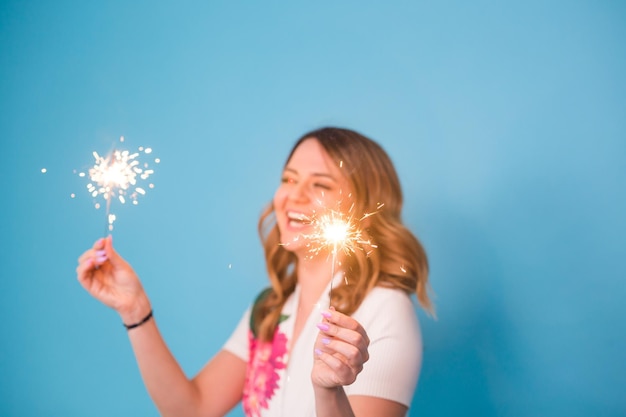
[[304, 201, 384, 258], [301, 203, 382, 307], [41, 168, 47, 174], [80, 136, 159, 232], [304, 209, 367, 258]]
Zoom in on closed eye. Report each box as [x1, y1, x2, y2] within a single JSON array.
[[314, 183, 331, 190]]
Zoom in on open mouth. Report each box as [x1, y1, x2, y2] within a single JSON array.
[[286, 211, 312, 228]]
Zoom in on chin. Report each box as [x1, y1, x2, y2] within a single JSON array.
[[279, 239, 302, 252], [278, 233, 307, 254]]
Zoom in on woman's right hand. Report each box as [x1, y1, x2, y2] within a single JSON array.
[[76, 235, 150, 323]]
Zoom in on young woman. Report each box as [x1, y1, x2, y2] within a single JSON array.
[[77, 127, 433, 417]]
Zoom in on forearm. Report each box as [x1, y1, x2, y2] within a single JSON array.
[[313, 386, 355, 417], [78, 239, 208, 416], [121, 301, 202, 417]]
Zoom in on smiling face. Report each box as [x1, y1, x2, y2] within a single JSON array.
[[273, 138, 353, 256]]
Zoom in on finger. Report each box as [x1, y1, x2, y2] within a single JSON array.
[[322, 310, 369, 343], [103, 235, 123, 267], [318, 337, 367, 369], [315, 328, 369, 368], [82, 246, 108, 268], [317, 316, 369, 349], [314, 348, 359, 385], [76, 258, 95, 286], [77, 245, 107, 280], [78, 238, 107, 266], [93, 237, 106, 250], [77, 250, 93, 264]]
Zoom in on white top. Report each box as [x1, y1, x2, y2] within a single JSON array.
[[223, 283, 423, 417]]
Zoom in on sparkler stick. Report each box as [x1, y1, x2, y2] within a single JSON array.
[[79, 136, 158, 234]]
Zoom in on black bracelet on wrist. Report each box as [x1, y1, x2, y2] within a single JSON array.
[[123, 310, 153, 330]]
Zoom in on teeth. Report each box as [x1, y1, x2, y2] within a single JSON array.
[[288, 220, 304, 229], [287, 211, 309, 222]]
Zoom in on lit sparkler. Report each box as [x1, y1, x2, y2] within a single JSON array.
[[303, 200, 383, 306], [79, 136, 159, 233]]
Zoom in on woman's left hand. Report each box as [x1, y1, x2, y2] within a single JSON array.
[[312, 308, 370, 388]]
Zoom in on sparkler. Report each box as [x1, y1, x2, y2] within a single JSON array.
[[303, 200, 383, 306], [78, 136, 159, 234]]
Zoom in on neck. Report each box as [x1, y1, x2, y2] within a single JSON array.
[[295, 252, 340, 307]]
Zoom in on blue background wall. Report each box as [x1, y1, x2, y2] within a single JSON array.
[[1, 1, 624, 416]]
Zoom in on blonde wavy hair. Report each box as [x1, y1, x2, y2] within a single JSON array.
[[253, 127, 433, 342]]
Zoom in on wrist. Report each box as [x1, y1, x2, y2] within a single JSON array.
[[123, 309, 153, 330], [118, 295, 152, 325], [313, 385, 353, 416], [313, 384, 343, 397]]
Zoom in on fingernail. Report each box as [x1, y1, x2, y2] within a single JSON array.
[[96, 250, 106, 257], [96, 255, 107, 263], [322, 338, 330, 345], [314, 348, 323, 357], [317, 323, 329, 331], [321, 311, 332, 319]]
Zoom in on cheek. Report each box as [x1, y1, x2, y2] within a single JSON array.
[[273, 187, 287, 208], [319, 190, 354, 212]]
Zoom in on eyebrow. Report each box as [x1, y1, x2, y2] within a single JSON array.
[[283, 167, 337, 181]]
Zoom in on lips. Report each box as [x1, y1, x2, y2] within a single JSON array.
[[286, 210, 312, 229]]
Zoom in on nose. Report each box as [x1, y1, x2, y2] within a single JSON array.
[[289, 180, 310, 202]]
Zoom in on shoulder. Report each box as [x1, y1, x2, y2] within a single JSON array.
[[352, 287, 421, 336], [355, 287, 417, 317]]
